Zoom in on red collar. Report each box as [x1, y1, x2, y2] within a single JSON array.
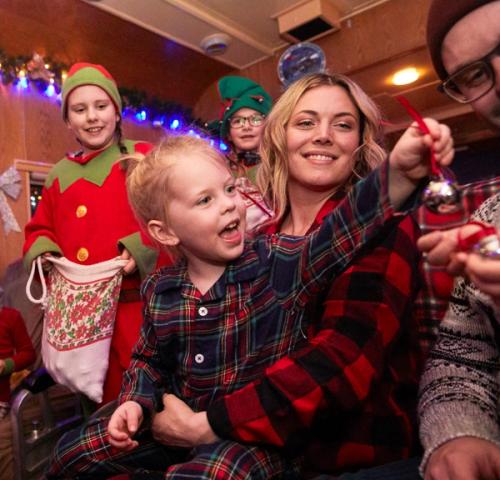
[[264, 195, 343, 235], [66, 148, 106, 165]]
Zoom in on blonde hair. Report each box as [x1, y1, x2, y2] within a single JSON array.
[[125, 135, 227, 257], [256, 73, 386, 225]]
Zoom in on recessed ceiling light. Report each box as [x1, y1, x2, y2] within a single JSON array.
[[392, 67, 420, 86]]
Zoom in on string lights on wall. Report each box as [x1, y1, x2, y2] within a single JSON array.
[[0, 49, 228, 151]]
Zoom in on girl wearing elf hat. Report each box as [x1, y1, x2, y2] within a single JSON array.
[[215, 75, 274, 231], [23, 62, 164, 406]]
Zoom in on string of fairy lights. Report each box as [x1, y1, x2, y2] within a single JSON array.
[[0, 49, 228, 150]]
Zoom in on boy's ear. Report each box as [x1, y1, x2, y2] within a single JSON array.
[[147, 220, 180, 247]]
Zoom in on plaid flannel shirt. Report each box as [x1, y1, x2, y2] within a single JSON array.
[[206, 195, 423, 474], [119, 165, 401, 417], [414, 175, 500, 354]]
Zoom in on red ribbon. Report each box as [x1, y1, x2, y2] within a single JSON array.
[[395, 95, 440, 177]]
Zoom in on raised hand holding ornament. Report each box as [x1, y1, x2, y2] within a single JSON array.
[[396, 95, 461, 215], [396, 96, 500, 259]]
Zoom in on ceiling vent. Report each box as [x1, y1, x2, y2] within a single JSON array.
[[276, 0, 341, 43]]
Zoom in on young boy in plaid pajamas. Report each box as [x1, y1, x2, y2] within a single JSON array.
[[46, 125, 453, 479]]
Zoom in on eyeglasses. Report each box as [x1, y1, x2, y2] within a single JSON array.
[[229, 114, 265, 129], [440, 43, 500, 104]]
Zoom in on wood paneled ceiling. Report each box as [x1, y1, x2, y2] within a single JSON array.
[[83, 0, 384, 69], [81, 0, 498, 145]]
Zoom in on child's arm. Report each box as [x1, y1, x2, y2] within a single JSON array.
[[0, 308, 36, 375], [107, 401, 143, 451], [23, 184, 62, 269], [268, 118, 453, 305], [118, 273, 174, 414], [388, 118, 453, 210]]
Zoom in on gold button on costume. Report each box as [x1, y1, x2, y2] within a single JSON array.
[[76, 205, 88, 218], [76, 248, 89, 262]]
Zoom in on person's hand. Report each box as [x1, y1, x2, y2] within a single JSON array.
[[0, 359, 5, 375], [462, 252, 500, 307], [425, 437, 500, 480], [417, 226, 467, 276], [120, 248, 137, 275], [390, 118, 454, 183], [40, 252, 54, 271], [151, 394, 219, 448], [418, 224, 500, 296], [107, 401, 143, 451]]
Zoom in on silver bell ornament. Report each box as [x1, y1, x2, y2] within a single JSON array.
[[474, 234, 500, 259], [422, 175, 462, 214]]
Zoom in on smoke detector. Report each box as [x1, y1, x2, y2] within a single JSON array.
[[200, 33, 231, 56]]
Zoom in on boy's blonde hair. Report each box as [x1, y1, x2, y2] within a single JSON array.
[[257, 72, 386, 225], [125, 135, 227, 256]]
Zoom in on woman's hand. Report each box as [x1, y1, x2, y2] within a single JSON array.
[[120, 248, 137, 275], [151, 394, 219, 448]]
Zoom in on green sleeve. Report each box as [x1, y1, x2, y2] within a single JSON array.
[[2, 358, 14, 376], [23, 237, 62, 270], [119, 232, 159, 280]]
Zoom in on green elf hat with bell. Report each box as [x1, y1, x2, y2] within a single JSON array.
[[61, 62, 122, 120], [217, 76, 272, 140]]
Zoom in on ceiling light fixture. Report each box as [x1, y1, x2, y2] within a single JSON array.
[[392, 67, 420, 86], [200, 34, 231, 56]]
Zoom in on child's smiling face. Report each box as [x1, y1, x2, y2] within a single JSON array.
[[149, 152, 247, 270], [66, 85, 119, 152]]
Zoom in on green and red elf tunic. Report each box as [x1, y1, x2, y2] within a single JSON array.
[[23, 139, 165, 403]]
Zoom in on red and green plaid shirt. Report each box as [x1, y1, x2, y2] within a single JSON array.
[[205, 193, 423, 474]]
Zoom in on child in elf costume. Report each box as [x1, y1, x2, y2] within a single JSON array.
[[23, 63, 163, 405], [215, 76, 273, 230]]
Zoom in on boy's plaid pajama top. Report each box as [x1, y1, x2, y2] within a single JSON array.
[[120, 165, 399, 416]]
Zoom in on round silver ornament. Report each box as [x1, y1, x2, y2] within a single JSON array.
[[422, 176, 462, 214], [474, 234, 500, 259]]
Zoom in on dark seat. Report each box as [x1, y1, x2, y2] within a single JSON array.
[[10, 368, 84, 480]]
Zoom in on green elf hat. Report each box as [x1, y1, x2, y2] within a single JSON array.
[[217, 76, 272, 140], [61, 62, 122, 120]]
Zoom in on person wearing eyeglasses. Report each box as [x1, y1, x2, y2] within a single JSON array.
[[417, 2, 500, 480], [414, 0, 500, 359], [214, 76, 274, 231]]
